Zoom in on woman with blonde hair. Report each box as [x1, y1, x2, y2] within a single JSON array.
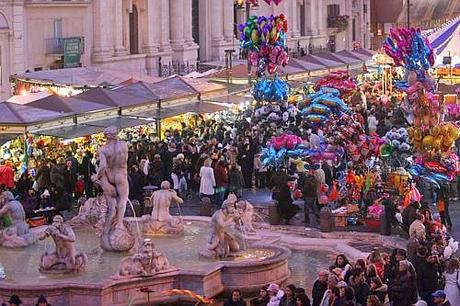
[[199, 158, 216, 201], [444, 258, 460, 305]]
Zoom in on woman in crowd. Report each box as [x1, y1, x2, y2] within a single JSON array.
[[443, 258, 460, 305], [329, 254, 352, 282], [199, 158, 215, 202]]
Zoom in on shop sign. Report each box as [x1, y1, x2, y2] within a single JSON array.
[[63, 37, 82, 68]]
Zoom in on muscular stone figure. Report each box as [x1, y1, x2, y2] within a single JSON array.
[[151, 181, 183, 222], [0, 191, 33, 247], [38, 215, 87, 273], [200, 197, 241, 259], [115, 239, 173, 278], [91, 126, 134, 251], [142, 181, 184, 235]]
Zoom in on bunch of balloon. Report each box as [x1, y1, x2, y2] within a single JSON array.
[[384, 27, 460, 188], [240, 14, 297, 130]]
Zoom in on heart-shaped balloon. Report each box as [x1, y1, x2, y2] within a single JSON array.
[[273, 0, 283, 4], [263, 0, 272, 4]]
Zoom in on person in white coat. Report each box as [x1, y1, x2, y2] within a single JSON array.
[[444, 259, 460, 305], [199, 158, 216, 199]]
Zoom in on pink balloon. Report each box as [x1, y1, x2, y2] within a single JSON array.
[[319, 195, 329, 205]]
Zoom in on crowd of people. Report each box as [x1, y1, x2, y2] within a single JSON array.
[[224, 246, 458, 306]]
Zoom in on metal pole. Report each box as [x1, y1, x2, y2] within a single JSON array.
[[407, 0, 410, 28], [246, 1, 252, 86]]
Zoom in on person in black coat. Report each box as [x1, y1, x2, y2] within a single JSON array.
[[402, 201, 420, 233], [311, 271, 329, 306], [128, 165, 146, 213], [275, 180, 299, 224], [417, 254, 442, 305], [80, 151, 95, 198]]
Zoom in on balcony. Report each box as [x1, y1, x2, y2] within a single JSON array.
[[327, 15, 350, 32], [45, 37, 84, 55]]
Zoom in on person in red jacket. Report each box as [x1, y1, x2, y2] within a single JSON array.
[[0, 159, 14, 189]]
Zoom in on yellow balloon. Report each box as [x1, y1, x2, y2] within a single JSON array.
[[448, 125, 460, 140], [407, 127, 414, 137], [422, 135, 434, 147], [430, 126, 440, 137], [433, 138, 442, 150], [414, 128, 423, 141], [442, 137, 454, 148], [441, 124, 450, 136]]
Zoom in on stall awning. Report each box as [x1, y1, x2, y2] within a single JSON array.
[[144, 77, 199, 100], [73, 87, 152, 107], [26, 95, 112, 114], [205, 94, 252, 105], [32, 116, 154, 139], [83, 116, 154, 129], [32, 124, 107, 139], [131, 102, 229, 120], [0, 101, 64, 124], [13, 67, 163, 88], [288, 57, 327, 71], [314, 52, 363, 65], [182, 101, 229, 114]]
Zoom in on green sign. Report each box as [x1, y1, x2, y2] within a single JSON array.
[[63, 37, 81, 68]]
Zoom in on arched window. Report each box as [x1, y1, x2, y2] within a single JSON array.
[[0, 13, 9, 29]]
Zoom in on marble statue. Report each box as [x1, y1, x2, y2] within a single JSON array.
[[91, 126, 135, 252], [200, 196, 241, 259], [0, 191, 36, 247], [38, 215, 87, 273], [141, 181, 184, 235], [69, 196, 104, 227], [114, 238, 174, 278], [236, 200, 256, 234]]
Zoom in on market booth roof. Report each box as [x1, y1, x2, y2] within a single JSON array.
[[31, 116, 154, 139], [0, 101, 64, 124], [26, 94, 111, 114], [314, 52, 364, 65], [205, 94, 252, 105], [131, 102, 230, 120], [73, 87, 152, 107], [12, 67, 163, 88]]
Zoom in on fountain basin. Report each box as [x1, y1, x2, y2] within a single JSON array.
[[0, 219, 290, 306]]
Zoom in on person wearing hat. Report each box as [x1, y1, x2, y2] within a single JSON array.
[[36, 295, 52, 306], [8, 295, 22, 306], [267, 283, 284, 306], [432, 290, 451, 306], [39, 189, 54, 209]]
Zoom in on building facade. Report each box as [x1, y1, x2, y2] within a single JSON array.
[[0, 0, 370, 99]]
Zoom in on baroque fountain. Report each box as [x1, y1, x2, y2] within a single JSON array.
[[0, 127, 407, 305]]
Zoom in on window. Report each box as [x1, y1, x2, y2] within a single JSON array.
[[363, 4, 367, 14], [34, 67, 43, 72], [352, 18, 356, 41], [327, 4, 340, 18], [53, 18, 62, 39]]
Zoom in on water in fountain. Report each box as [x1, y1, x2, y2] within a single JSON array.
[[0, 222, 276, 285], [126, 199, 142, 244]]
